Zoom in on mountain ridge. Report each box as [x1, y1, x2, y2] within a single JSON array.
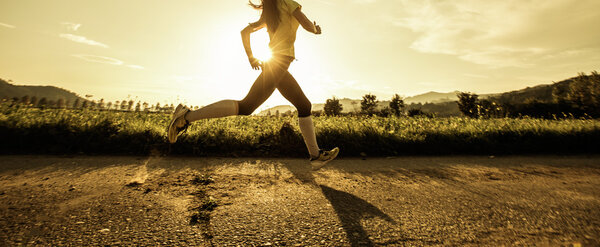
[[256, 73, 589, 116], [1, 78, 84, 103], [2, 72, 591, 116], [257, 91, 496, 115]]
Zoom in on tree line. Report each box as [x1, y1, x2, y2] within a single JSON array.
[[457, 71, 600, 119], [1, 96, 187, 113], [319, 93, 413, 117], [5, 71, 598, 119]]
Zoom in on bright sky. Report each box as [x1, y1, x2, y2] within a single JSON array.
[[1, 0, 599, 109]]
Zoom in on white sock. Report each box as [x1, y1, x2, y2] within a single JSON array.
[[298, 116, 320, 158], [185, 100, 239, 122]]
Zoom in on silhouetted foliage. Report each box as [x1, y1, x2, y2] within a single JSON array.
[[407, 108, 434, 118], [57, 98, 66, 109], [21, 95, 30, 105], [128, 100, 134, 111], [30, 96, 38, 107], [324, 97, 343, 116], [2, 103, 599, 156], [38, 97, 48, 107], [311, 110, 324, 117], [379, 107, 392, 117], [457, 92, 479, 118], [408, 102, 461, 117], [554, 71, 600, 117], [479, 71, 600, 119], [0, 78, 84, 104], [361, 93, 378, 115], [480, 71, 600, 119], [389, 94, 404, 116], [477, 99, 504, 118]]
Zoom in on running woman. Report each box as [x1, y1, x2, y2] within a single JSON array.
[[168, 0, 339, 170]]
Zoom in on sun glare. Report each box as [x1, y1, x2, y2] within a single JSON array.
[[251, 30, 272, 62]]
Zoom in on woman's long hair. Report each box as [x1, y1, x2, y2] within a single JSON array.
[[249, 0, 280, 33]]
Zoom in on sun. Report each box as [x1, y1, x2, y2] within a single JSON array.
[[251, 30, 272, 62]]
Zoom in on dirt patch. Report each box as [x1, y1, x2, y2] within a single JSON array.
[[0, 156, 215, 246], [1, 155, 599, 246]]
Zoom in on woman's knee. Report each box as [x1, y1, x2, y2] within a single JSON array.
[[237, 100, 255, 116], [297, 101, 312, 117]]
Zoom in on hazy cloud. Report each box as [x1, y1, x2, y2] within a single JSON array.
[[59, 34, 109, 48], [126, 64, 145, 70], [72, 54, 145, 70], [393, 0, 600, 67], [317, 76, 395, 98], [353, 0, 377, 3], [316, 0, 376, 6], [72, 54, 123, 65], [170, 75, 196, 83], [463, 73, 489, 79], [61, 22, 81, 31], [0, 22, 16, 29]]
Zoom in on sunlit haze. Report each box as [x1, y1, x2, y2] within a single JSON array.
[[1, 0, 599, 110]]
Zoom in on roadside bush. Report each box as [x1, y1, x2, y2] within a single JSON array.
[[1, 104, 599, 156]]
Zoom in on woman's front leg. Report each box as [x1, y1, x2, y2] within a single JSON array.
[[237, 72, 277, 115]]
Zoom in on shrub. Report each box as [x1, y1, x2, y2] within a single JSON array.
[[361, 94, 378, 115], [324, 97, 343, 116]]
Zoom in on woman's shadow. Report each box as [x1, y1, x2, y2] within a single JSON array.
[[281, 161, 395, 247]]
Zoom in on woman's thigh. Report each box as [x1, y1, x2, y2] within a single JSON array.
[[238, 73, 276, 115], [277, 72, 312, 117], [237, 55, 296, 115]]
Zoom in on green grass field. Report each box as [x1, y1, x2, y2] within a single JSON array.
[[1, 104, 599, 157]]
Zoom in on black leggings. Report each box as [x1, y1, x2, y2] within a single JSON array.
[[237, 55, 312, 117]]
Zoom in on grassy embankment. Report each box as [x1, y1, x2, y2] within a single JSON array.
[[1, 105, 599, 157]]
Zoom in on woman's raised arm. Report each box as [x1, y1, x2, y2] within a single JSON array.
[[293, 8, 321, 34], [241, 17, 266, 70]]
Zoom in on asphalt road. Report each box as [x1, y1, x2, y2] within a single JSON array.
[[1, 155, 599, 246]]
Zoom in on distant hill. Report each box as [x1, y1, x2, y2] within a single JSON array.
[[404, 91, 499, 104], [258, 98, 391, 115], [257, 91, 491, 116], [0, 78, 84, 103], [3, 72, 590, 117], [256, 73, 592, 116], [259, 105, 296, 116], [490, 79, 571, 104], [404, 91, 459, 104]]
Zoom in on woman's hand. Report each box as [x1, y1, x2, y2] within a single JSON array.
[[313, 21, 321, 35], [293, 8, 322, 35], [241, 19, 265, 70], [248, 56, 262, 70]]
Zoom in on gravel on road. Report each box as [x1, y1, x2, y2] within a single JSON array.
[[1, 155, 599, 246]]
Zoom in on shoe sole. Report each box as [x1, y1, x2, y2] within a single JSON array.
[[312, 147, 339, 171], [173, 104, 184, 118], [167, 106, 189, 144]]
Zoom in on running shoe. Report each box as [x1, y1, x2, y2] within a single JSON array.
[[167, 104, 191, 144], [310, 147, 340, 171], [172, 104, 184, 118]]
